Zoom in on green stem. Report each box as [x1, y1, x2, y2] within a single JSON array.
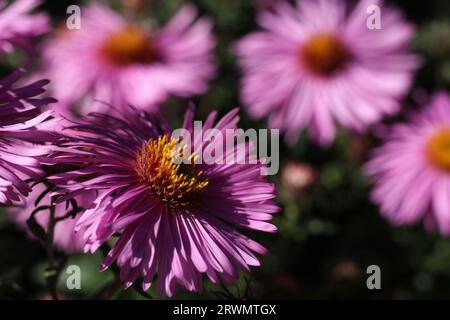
[[45, 204, 58, 300]]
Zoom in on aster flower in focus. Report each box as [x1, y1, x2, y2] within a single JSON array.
[[0, 0, 50, 54], [8, 183, 95, 253], [234, 0, 419, 145], [43, 3, 216, 115], [48, 106, 278, 296], [0, 68, 57, 205], [366, 92, 450, 235]]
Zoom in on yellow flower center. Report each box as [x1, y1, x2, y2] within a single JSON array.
[[426, 128, 450, 171], [300, 33, 350, 76], [100, 26, 158, 66], [135, 136, 209, 209]]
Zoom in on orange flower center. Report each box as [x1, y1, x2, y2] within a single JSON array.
[[135, 136, 209, 209], [426, 128, 450, 171], [300, 33, 350, 76], [100, 26, 158, 66]]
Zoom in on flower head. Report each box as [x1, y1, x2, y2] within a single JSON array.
[[235, 0, 419, 145], [366, 92, 450, 235], [48, 106, 278, 296], [0, 68, 57, 205], [0, 0, 50, 54], [43, 4, 216, 115]]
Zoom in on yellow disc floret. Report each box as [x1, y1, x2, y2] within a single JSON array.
[[427, 128, 450, 172], [300, 33, 350, 76], [135, 136, 208, 209], [100, 25, 158, 66]]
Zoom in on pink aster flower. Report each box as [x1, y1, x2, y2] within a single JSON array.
[[8, 112, 95, 253], [366, 92, 450, 235], [235, 0, 419, 145], [0, 0, 50, 54], [43, 3, 216, 115], [48, 106, 278, 297], [8, 182, 96, 253], [0, 68, 57, 205]]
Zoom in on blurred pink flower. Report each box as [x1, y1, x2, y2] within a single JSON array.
[[0, 0, 50, 54], [8, 183, 96, 253], [366, 92, 450, 235], [43, 3, 216, 115], [281, 161, 317, 196], [235, 0, 419, 145]]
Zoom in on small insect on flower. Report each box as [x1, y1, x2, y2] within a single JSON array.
[[42, 3, 216, 115], [0, 68, 57, 205], [234, 0, 419, 145], [48, 105, 278, 297], [366, 92, 450, 235]]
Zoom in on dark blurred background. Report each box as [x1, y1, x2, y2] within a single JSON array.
[[2, 0, 450, 299]]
